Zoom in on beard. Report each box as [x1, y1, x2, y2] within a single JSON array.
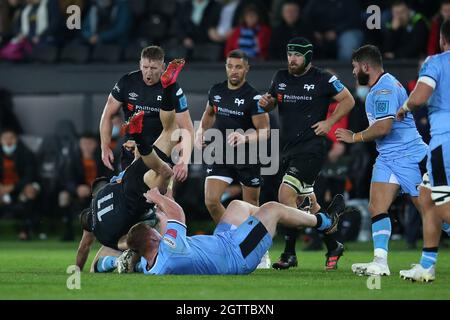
[[288, 63, 306, 76], [356, 69, 370, 86]]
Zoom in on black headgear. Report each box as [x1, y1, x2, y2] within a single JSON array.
[[287, 37, 313, 67]]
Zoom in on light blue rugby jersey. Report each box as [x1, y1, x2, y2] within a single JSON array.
[[139, 220, 240, 275], [365, 73, 426, 158], [418, 51, 450, 149]]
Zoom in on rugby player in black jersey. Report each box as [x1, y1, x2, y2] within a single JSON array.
[[75, 60, 186, 272], [195, 49, 271, 268], [99, 46, 194, 183], [259, 37, 355, 270]]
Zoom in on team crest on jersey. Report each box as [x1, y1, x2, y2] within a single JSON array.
[[235, 98, 245, 106], [278, 83, 287, 91], [304, 84, 315, 91], [213, 95, 221, 103], [129, 92, 138, 100], [157, 95, 162, 101], [375, 101, 389, 115]]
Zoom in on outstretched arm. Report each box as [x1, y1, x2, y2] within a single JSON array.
[[76, 230, 96, 271], [144, 187, 185, 224]]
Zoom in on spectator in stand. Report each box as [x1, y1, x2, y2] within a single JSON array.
[[81, 0, 131, 48], [383, 0, 429, 59], [303, 0, 363, 60], [59, 133, 110, 241], [0, 0, 61, 61], [427, 0, 450, 55], [0, 0, 25, 46], [176, 0, 222, 59], [208, 0, 240, 44], [225, 4, 271, 60], [0, 128, 40, 240], [268, 0, 313, 60]]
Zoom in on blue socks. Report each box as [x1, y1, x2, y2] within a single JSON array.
[[372, 214, 391, 255], [95, 256, 117, 273], [315, 212, 331, 231], [420, 247, 438, 269]]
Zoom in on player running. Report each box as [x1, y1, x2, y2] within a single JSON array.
[[336, 45, 428, 277]]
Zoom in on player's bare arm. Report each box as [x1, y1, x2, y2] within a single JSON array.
[[100, 94, 122, 170], [312, 87, 355, 136], [336, 118, 393, 143], [258, 93, 276, 112], [227, 113, 270, 146], [396, 82, 434, 120], [144, 187, 186, 224], [76, 230, 96, 271], [195, 102, 216, 149]]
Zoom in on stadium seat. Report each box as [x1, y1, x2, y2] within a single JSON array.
[[60, 43, 90, 63], [29, 45, 58, 63], [91, 44, 122, 63], [192, 43, 223, 62]]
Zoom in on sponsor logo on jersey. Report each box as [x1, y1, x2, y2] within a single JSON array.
[[206, 168, 213, 174], [213, 95, 221, 103], [253, 95, 262, 100], [127, 103, 134, 111], [375, 89, 392, 96], [163, 237, 176, 248], [135, 105, 160, 113], [235, 98, 245, 106], [129, 92, 138, 100], [113, 83, 120, 92], [304, 84, 315, 91], [251, 178, 260, 185], [157, 95, 162, 101], [277, 93, 283, 103], [283, 94, 312, 102], [278, 83, 287, 91], [216, 106, 244, 116], [328, 75, 338, 83], [176, 88, 183, 96]]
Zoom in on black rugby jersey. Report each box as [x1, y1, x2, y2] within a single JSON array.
[[91, 181, 150, 249], [269, 67, 344, 151], [110, 70, 188, 146], [207, 81, 266, 164]]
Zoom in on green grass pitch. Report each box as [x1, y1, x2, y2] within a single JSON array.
[[0, 239, 449, 300]]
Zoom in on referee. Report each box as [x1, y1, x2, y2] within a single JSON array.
[[259, 37, 355, 270]]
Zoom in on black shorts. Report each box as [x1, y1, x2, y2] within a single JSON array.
[[206, 163, 262, 187], [121, 144, 174, 170], [281, 139, 328, 185], [122, 158, 150, 202]]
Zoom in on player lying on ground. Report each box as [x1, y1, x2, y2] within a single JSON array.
[[75, 60, 186, 272], [95, 188, 346, 275]]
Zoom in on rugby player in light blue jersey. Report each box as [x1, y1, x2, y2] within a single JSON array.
[[336, 45, 428, 277], [397, 20, 450, 282], [96, 187, 345, 275]]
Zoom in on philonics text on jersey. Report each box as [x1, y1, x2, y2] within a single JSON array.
[[283, 94, 313, 102]]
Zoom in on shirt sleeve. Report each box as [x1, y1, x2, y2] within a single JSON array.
[[371, 88, 398, 120], [110, 75, 127, 102], [173, 83, 189, 113], [419, 55, 440, 84], [207, 86, 215, 108], [160, 220, 189, 254], [268, 72, 278, 97], [322, 72, 345, 97]]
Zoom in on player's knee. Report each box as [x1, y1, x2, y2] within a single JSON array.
[[368, 202, 384, 216], [259, 201, 281, 216], [228, 200, 244, 210]]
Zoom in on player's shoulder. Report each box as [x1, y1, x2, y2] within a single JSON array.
[[425, 51, 450, 64], [372, 73, 398, 92], [119, 70, 141, 83], [209, 81, 227, 94], [273, 69, 289, 81]]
